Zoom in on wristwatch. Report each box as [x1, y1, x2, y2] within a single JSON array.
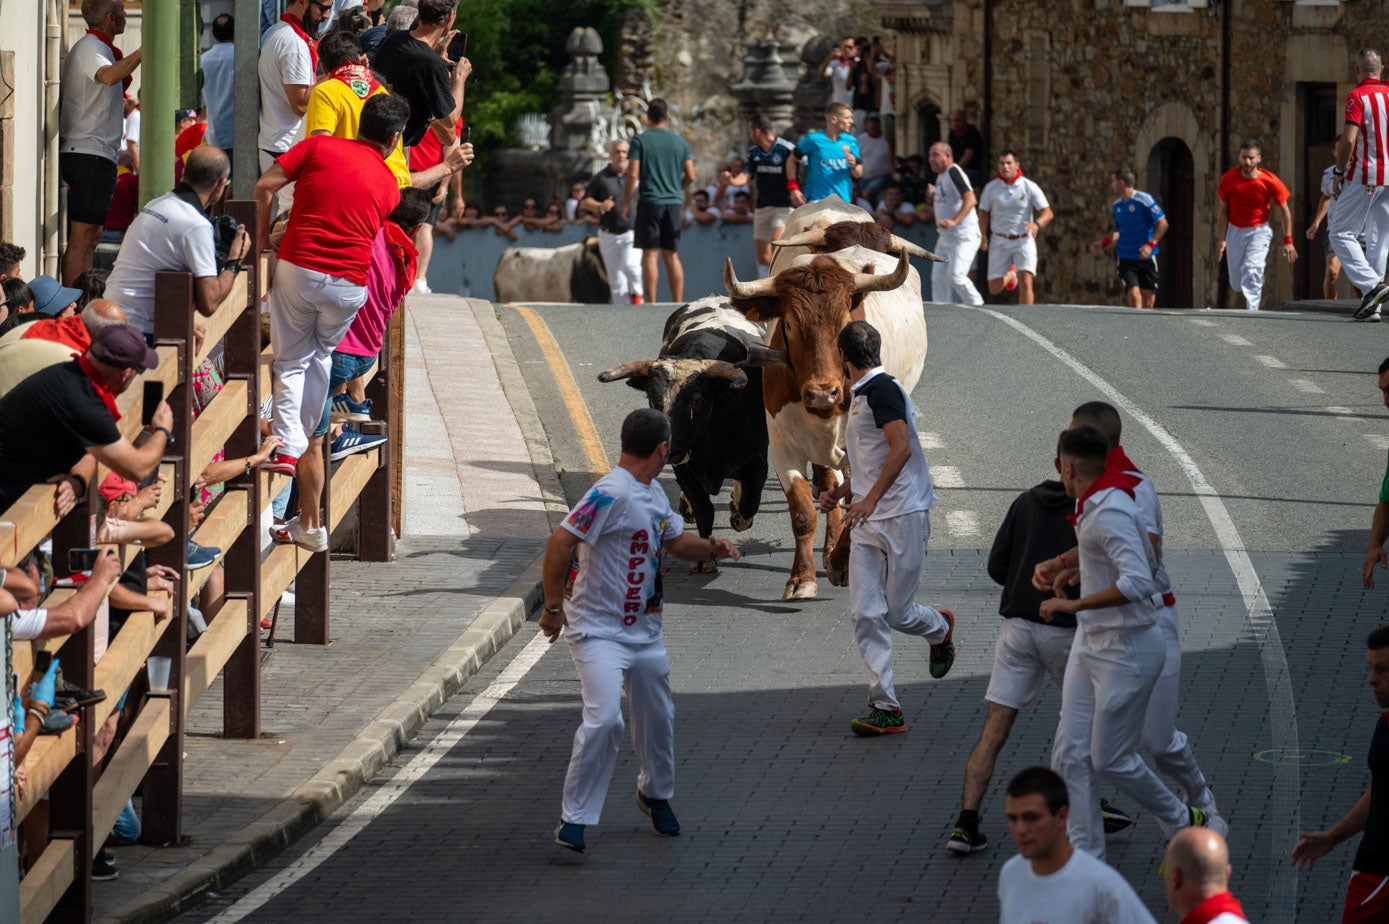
[[543, 604, 563, 615]]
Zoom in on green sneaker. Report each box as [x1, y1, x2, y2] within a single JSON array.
[[850, 706, 906, 736], [946, 826, 989, 855], [930, 608, 956, 679]]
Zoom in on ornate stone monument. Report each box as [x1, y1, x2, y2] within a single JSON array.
[[730, 39, 801, 137]]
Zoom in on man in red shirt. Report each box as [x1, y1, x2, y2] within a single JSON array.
[[1334, 49, 1389, 322], [252, 94, 405, 553], [1216, 140, 1296, 311]]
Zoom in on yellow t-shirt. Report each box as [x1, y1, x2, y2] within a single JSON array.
[[305, 78, 411, 189]]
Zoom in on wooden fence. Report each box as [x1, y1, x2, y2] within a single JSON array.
[[3, 200, 398, 922]]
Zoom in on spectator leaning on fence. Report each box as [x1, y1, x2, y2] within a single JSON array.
[[253, 94, 406, 554], [59, 0, 143, 286], [258, 0, 326, 218], [105, 147, 249, 340], [0, 299, 130, 398], [0, 323, 171, 517], [306, 30, 413, 189]]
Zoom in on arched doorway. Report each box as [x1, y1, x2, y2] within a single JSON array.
[[1147, 138, 1194, 308], [917, 102, 941, 160]]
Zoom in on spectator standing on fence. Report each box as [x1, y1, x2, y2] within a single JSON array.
[[257, 0, 327, 220], [791, 103, 862, 208], [927, 141, 984, 306], [583, 140, 644, 305], [60, 0, 143, 286], [306, 31, 412, 188], [201, 14, 236, 166], [106, 147, 250, 339], [1216, 140, 1297, 311], [253, 94, 405, 553], [624, 98, 696, 303]]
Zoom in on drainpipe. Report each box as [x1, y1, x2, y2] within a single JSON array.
[[43, 0, 62, 276], [982, 0, 993, 158], [1216, 0, 1231, 310], [232, 0, 261, 198], [141, 0, 178, 207]]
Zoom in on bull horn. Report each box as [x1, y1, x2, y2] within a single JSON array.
[[703, 360, 749, 390], [737, 344, 789, 368], [852, 252, 911, 294], [771, 227, 828, 250], [724, 258, 778, 299], [598, 359, 655, 383], [888, 234, 946, 262]]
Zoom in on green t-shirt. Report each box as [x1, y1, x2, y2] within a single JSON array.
[[630, 127, 692, 205], [1380, 448, 1389, 503]]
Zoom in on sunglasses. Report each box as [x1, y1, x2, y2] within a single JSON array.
[[309, 0, 332, 11]]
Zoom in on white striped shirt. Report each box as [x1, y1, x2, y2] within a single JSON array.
[[1346, 79, 1389, 187]]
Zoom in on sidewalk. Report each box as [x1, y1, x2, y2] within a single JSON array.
[[91, 297, 560, 922]]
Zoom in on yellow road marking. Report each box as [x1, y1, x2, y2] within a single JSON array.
[[505, 303, 610, 474]]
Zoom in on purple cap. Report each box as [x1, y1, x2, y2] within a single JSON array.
[[92, 324, 160, 371]]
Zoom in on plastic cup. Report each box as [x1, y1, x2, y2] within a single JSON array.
[[146, 655, 172, 692]]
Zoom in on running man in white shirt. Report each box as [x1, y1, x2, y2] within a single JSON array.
[[818, 321, 955, 736], [1036, 426, 1213, 859], [927, 142, 984, 305], [997, 766, 1157, 924], [542, 408, 740, 854], [978, 149, 1053, 305]]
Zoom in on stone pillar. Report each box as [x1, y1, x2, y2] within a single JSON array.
[[548, 27, 611, 154], [730, 39, 800, 136]]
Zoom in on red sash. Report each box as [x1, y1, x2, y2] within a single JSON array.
[[280, 13, 319, 73], [75, 354, 121, 421], [1107, 444, 1142, 476], [1068, 466, 1140, 525], [998, 165, 1024, 185], [329, 62, 381, 100], [85, 29, 131, 91], [1180, 891, 1247, 924]]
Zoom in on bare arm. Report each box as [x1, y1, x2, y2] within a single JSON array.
[[430, 57, 471, 143], [1364, 501, 1389, 588], [37, 549, 124, 638], [1292, 787, 1371, 870], [409, 143, 474, 190], [683, 159, 696, 189], [284, 84, 312, 117], [1140, 216, 1169, 260], [87, 403, 173, 482], [1308, 195, 1331, 238], [665, 531, 739, 562], [539, 527, 581, 642], [95, 49, 142, 87], [843, 419, 913, 526], [194, 226, 250, 316], [254, 164, 291, 244], [1216, 200, 1229, 256], [1029, 206, 1053, 236], [787, 152, 805, 207], [1275, 199, 1298, 263], [622, 159, 640, 221]]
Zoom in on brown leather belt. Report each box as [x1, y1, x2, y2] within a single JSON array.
[[993, 232, 1029, 239]]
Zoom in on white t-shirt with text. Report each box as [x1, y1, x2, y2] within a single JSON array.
[[560, 467, 684, 645], [106, 192, 219, 335], [997, 850, 1158, 924], [257, 21, 314, 154]]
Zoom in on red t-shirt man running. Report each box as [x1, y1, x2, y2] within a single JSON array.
[[1216, 140, 1295, 311]]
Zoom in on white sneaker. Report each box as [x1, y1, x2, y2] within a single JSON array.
[[411, 279, 432, 295], [275, 515, 328, 553]]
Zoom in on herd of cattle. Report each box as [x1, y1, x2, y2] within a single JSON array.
[[585, 197, 944, 601]]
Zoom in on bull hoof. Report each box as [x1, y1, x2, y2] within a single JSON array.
[[826, 562, 849, 588], [781, 579, 820, 601], [690, 559, 718, 574], [730, 509, 754, 531]]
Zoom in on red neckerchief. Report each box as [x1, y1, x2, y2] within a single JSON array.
[[1180, 892, 1247, 924], [329, 62, 380, 100], [75, 354, 121, 421], [384, 221, 419, 291], [86, 29, 131, 91], [280, 13, 319, 73], [1107, 444, 1142, 476], [1068, 465, 1141, 525], [998, 166, 1024, 185]]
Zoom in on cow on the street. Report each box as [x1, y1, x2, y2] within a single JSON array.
[[725, 247, 927, 600], [598, 297, 786, 572], [493, 237, 610, 303]]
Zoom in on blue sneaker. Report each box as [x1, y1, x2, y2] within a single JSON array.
[[329, 424, 387, 462], [187, 541, 221, 571], [330, 394, 373, 423], [554, 821, 585, 852], [634, 790, 680, 836]]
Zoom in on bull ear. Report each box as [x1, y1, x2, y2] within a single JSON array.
[[598, 360, 655, 383], [702, 360, 749, 390], [888, 233, 946, 262], [851, 252, 910, 294], [736, 344, 789, 368]]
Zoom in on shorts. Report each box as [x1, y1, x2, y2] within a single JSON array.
[[753, 206, 793, 242], [60, 153, 118, 226], [315, 350, 379, 436], [1343, 872, 1389, 923], [1118, 257, 1159, 292], [987, 235, 1038, 278], [634, 202, 681, 251], [985, 617, 1074, 709]]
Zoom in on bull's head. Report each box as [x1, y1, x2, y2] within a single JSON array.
[[724, 253, 909, 414], [773, 221, 947, 263]]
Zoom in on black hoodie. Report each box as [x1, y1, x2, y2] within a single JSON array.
[[987, 479, 1080, 628]]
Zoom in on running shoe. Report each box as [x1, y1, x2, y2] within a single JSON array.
[[634, 791, 680, 836], [850, 706, 906, 736], [946, 826, 989, 854], [259, 450, 298, 476], [554, 821, 585, 852], [930, 608, 956, 679], [1354, 281, 1389, 320], [1101, 798, 1134, 834], [1193, 790, 1229, 837], [330, 394, 373, 423], [271, 515, 328, 553], [329, 424, 387, 462]]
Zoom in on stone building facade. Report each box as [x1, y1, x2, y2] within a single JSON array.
[[876, 0, 1376, 308]]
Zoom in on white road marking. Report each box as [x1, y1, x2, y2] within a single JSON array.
[[1287, 378, 1324, 394], [1365, 434, 1389, 451], [932, 465, 964, 488], [973, 307, 1301, 923], [1188, 318, 1217, 327], [945, 510, 980, 538], [1220, 333, 1253, 346], [1255, 354, 1287, 369], [918, 431, 943, 449], [208, 632, 555, 922], [1326, 406, 1354, 417]]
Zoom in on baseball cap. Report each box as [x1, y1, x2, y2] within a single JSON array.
[[28, 275, 83, 316], [91, 324, 160, 371], [98, 472, 139, 502]]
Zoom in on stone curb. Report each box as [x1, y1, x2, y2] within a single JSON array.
[[99, 559, 544, 924]]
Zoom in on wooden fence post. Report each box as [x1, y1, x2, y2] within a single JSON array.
[[294, 435, 331, 644]]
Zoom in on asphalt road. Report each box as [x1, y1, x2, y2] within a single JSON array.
[[180, 302, 1389, 924]]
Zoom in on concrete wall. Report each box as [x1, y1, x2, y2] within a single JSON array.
[[2, 0, 50, 278], [425, 220, 943, 303]]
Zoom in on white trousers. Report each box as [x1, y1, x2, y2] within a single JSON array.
[[1141, 608, 1209, 802], [1330, 183, 1389, 294], [269, 260, 367, 458], [598, 229, 642, 304], [561, 635, 675, 826], [930, 227, 984, 306], [849, 509, 951, 711], [1051, 623, 1188, 858], [1225, 223, 1272, 310]]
